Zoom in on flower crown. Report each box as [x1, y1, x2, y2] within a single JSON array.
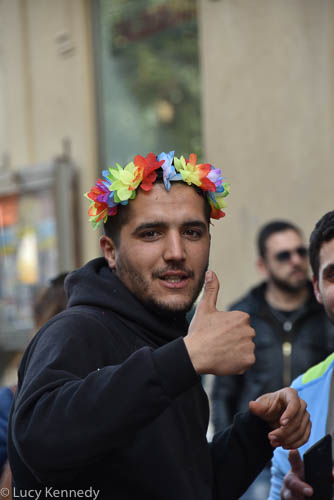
[[85, 151, 230, 229]]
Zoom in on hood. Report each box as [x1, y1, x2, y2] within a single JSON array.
[[65, 257, 189, 346]]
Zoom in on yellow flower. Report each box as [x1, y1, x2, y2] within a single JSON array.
[[173, 155, 201, 186], [108, 162, 143, 202]]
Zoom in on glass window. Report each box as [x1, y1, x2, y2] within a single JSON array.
[[93, 0, 202, 167]]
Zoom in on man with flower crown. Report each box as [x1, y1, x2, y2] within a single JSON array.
[[8, 152, 310, 500]]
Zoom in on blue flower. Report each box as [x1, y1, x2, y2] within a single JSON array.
[[158, 151, 181, 190]]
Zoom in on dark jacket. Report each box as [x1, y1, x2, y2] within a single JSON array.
[[8, 258, 273, 500], [212, 281, 334, 432]]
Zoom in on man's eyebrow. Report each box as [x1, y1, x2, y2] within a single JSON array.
[[181, 220, 208, 230], [132, 220, 208, 235], [132, 221, 168, 235]]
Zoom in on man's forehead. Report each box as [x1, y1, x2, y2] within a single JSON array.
[[266, 229, 303, 250], [126, 182, 208, 223]]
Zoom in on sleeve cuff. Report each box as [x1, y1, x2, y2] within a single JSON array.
[[152, 337, 199, 399]]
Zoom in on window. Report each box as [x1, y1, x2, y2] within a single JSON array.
[[93, 0, 202, 167]]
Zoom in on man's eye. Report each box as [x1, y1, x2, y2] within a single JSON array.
[[184, 229, 201, 238], [325, 270, 334, 281], [142, 231, 160, 239]]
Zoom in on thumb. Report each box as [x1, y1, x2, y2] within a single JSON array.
[[248, 396, 277, 424], [248, 398, 266, 417], [196, 270, 219, 313]]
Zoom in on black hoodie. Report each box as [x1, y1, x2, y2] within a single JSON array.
[[8, 258, 273, 500]]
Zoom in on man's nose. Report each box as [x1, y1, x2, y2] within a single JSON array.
[[290, 250, 305, 265], [290, 250, 304, 266], [163, 232, 186, 261]]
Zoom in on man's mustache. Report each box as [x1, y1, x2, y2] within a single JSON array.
[[289, 266, 307, 274]]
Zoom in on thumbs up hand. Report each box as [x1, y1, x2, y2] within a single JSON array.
[[184, 270, 256, 375]]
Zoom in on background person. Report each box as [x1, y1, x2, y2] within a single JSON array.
[[0, 273, 68, 500], [268, 210, 334, 499], [33, 273, 69, 331], [0, 386, 14, 474], [212, 219, 334, 499]]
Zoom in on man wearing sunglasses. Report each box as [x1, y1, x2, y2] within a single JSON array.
[[269, 210, 334, 499], [212, 220, 334, 499]]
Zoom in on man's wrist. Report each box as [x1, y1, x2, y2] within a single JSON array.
[[183, 336, 206, 375]]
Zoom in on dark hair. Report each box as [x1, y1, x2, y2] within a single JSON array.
[[309, 211, 334, 279], [103, 167, 211, 246], [33, 272, 68, 330], [257, 220, 302, 259]]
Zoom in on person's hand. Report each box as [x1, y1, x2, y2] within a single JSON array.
[[184, 270, 256, 375], [280, 449, 334, 499], [0, 461, 12, 498], [249, 388, 311, 449], [280, 450, 312, 499]]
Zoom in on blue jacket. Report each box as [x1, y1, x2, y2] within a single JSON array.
[[0, 386, 14, 470], [268, 352, 334, 500]]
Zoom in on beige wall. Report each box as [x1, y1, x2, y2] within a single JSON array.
[[1, 0, 334, 302], [0, 0, 100, 263], [199, 0, 334, 308]]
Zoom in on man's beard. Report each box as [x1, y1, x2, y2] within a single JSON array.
[[116, 256, 208, 318], [270, 271, 308, 294], [142, 269, 207, 318]]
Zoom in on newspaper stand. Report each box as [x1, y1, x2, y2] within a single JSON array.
[[0, 157, 77, 356]]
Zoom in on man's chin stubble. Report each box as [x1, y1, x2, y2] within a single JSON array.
[[141, 295, 195, 318], [140, 279, 206, 317], [271, 276, 308, 294]]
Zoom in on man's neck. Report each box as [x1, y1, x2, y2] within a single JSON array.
[[265, 283, 309, 311]]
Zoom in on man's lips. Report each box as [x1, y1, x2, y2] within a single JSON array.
[[158, 271, 191, 289]]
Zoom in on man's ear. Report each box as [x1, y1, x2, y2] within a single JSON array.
[[312, 275, 322, 304], [256, 257, 269, 278], [100, 235, 117, 270]]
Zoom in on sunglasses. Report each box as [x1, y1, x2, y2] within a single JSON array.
[[274, 246, 308, 262]]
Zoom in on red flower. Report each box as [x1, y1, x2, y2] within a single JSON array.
[[86, 179, 106, 202], [134, 152, 164, 191], [210, 207, 226, 220], [198, 164, 216, 192]]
